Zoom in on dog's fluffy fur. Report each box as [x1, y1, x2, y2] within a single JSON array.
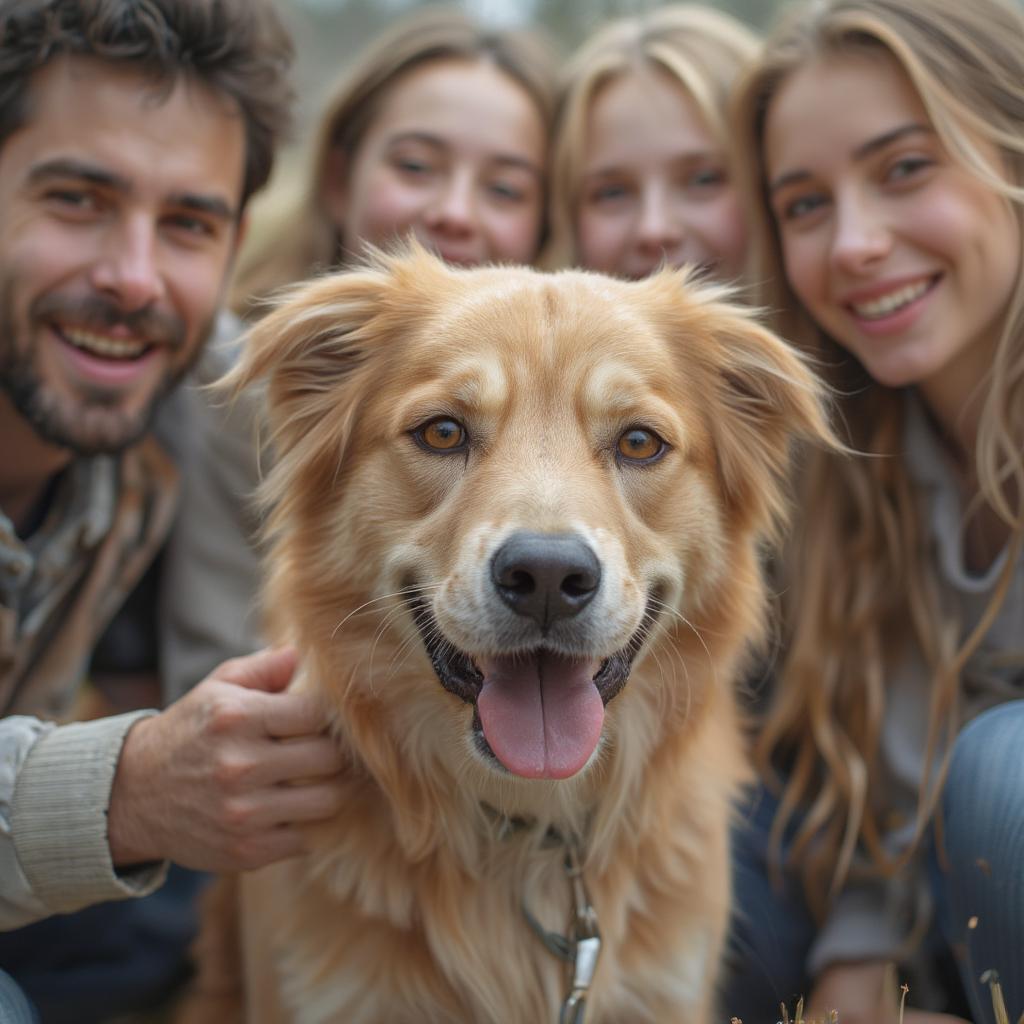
[[191, 246, 833, 1023]]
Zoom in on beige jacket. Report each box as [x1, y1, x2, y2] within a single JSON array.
[[0, 318, 249, 930], [0, 437, 177, 929]]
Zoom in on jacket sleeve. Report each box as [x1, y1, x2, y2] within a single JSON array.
[[1, 711, 167, 930], [160, 317, 267, 703]]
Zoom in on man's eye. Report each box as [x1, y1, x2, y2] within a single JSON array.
[[167, 214, 215, 237], [413, 417, 468, 453], [46, 189, 98, 211]]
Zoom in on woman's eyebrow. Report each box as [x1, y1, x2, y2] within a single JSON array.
[[387, 131, 540, 176], [769, 122, 933, 194], [387, 131, 445, 149], [491, 155, 542, 177], [851, 121, 933, 161]]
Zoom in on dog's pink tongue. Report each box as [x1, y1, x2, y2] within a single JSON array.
[[476, 652, 604, 780]]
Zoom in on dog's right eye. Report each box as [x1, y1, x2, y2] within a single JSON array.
[[616, 427, 666, 464], [413, 417, 468, 453]]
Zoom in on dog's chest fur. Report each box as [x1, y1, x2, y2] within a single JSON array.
[[241, 665, 740, 1024]]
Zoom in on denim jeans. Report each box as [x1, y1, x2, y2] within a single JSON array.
[[722, 700, 1024, 1024], [934, 700, 1024, 1024], [721, 780, 817, 1023], [0, 970, 37, 1024], [0, 866, 206, 1024]]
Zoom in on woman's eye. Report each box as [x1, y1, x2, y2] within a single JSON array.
[[415, 417, 467, 453], [590, 183, 629, 204], [887, 156, 932, 182], [394, 157, 432, 175], [488, 180, 526, 203], [686, 167, 727, 189], [780, 192, 827, 222], [616, 428, 666, 463]]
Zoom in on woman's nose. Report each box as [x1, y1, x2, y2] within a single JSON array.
[[635, 184, 684, 254], [423, 171, 477, 236], [830, 190, 892, 274]]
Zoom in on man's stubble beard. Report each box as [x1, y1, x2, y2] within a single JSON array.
[[0, 279, 214, 456]]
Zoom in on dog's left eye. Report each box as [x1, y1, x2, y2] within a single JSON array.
[[617, 428, 666, 464], [414, 417, 468, 453]]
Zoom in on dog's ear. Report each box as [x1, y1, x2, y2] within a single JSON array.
[[221, 264, 393, 456], [690, 296, 840, 541]]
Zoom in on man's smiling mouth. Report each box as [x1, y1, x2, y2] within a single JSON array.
[[57, 324, 152, 360]]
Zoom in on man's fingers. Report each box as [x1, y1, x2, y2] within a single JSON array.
[[260, 735, 345, 784], [233, 734, 343, 788], [236, 825, 307, 871], [265, 781, 346, 828], [259, 690, 332, 739], [227, 783, 344, 839], [215, 646, 298, 694]]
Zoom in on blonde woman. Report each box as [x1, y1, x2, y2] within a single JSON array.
[[725, 1, 1024, 1022], [544, 5, 758, 281], [232, 7, 555, 316]]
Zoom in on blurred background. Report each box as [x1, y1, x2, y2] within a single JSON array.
[[273, 0, 783, 143]]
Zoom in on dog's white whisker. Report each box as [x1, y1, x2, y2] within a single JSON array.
[[329, 584, 442, 640], [387, 623, 431, 677], [365, 607, 417, 694], [645, 644, 676, 721]]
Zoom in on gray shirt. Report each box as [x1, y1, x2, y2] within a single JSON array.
[[810, 395, 1024, 974]]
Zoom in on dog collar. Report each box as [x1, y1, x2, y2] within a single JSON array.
[[480, 804, 602, 1024], [526, 839, 602, 1024]]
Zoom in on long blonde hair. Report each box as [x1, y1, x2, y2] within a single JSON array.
[[231, 8, 556, 317], [544, 4, 759, 268], [732, 0, 1024, 915]]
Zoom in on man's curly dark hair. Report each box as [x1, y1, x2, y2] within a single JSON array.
[[0, 0, 295, 208]]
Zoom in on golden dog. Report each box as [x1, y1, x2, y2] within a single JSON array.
[[193, 246, 833, 1023]]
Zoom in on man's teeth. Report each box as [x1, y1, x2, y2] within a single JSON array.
[[851, 279, 932, 319], [63, 328, 148, 359]]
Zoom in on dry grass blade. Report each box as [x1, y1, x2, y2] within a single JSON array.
[[982, 970, 1012, 1024], [769, 996, 841, 1024]]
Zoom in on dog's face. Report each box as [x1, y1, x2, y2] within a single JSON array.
[[236, 247, 830, 789]]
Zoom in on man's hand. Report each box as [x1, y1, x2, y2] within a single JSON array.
[[108, 647, 345, 872], [809, 962, 971, 1024]]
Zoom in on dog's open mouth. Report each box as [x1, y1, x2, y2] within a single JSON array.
[[406, 597, 657, 780]]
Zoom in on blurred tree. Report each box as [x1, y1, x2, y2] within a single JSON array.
[[279, 0, 782, 124]]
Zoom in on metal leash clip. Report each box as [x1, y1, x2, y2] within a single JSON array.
[[559, 841, 602, 1024]]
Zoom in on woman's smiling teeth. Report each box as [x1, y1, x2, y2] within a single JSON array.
[[849, 276, 935, 320], [60, 326, 150, 360]]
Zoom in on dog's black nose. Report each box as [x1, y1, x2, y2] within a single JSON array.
[[491, 532, 601, 629]]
